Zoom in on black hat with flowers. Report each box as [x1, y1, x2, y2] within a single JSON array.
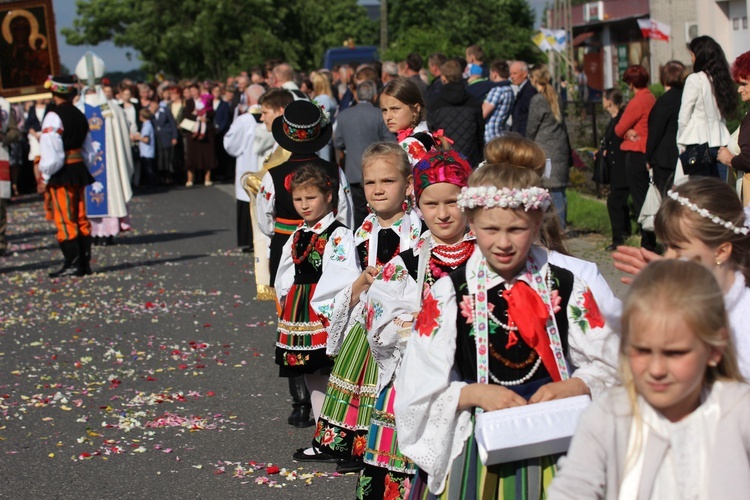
[[272, 99, 332, 155], [44, 75, 78, 96]]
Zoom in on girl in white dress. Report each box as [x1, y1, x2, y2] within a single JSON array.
[[550, 260, 750, 499]]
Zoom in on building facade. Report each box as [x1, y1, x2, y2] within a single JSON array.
[[549, 0, 747, 91]]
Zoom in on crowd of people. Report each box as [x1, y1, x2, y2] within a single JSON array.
[[3, 36, 750, 499]]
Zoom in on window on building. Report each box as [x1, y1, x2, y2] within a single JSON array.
[[734, 18, 740, 30], [744, 16, 748, 29]]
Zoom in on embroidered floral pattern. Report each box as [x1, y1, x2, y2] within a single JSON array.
[[365, 300, 384, 331], [285, 352, 310, 366], [571, 288, 605, 332], [352, 435, 367, 456], [356, 219, 375, 241], [259, 185, 272, 201], [415, 290, 440, 338], [384, 473, 411, 500], [405, 140, 426, 161], [318, 425, 347, 451], [379, 262, 408, 282], [330, 235, 347, 262]]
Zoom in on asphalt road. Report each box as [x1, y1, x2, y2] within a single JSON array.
[[1, 183, 629, 500], [1, 184, 357, 499]]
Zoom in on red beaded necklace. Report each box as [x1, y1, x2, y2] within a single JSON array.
[[427, 240, 474, 282], [291, 230, 320, 265]]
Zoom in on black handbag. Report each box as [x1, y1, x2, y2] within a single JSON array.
[[679, 143, 717, 177]]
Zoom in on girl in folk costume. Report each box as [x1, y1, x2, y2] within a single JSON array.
[[550, 260, 750, 499], [395, 164, 619, 499], [613, 177, 750, 379], [298, 143, 423, 467], [274, 165, 358, 426], [380, 78, 450, 166], [358, 150, 475, 500], [484, 135, 623, 329]]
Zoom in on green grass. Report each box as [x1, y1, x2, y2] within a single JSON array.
[[567, 190, 611, 236], [567, 189, 642, 247]]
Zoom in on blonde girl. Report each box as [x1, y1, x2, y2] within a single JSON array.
[[550, 260, 750, 499], [484, 135, 623, 329], [395, 163, 619, 499], [359, 149, 475, 499], [298, 143, 422, 466]]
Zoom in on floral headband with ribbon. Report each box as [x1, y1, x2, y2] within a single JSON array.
[[413, 149, 472, 203]]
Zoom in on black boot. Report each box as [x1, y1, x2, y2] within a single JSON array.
[[49, 239, 83, 278], [287, 376, 314, 428], [79, 235, 92, 276]]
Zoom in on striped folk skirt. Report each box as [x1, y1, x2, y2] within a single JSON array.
[[275, 283, 333, 376], [357, 382, 416, 500], [313, 322, 379, 459], [409, 416, 559, 500]]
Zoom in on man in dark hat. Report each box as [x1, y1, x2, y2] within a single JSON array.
[[255, 98, 353, 431], [38, 75, 96, 277]]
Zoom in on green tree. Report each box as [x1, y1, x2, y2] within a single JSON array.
[[384, 0, 539, 64], [62, 0, 376, 79]]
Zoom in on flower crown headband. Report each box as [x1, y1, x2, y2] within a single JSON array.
[[667, 189, 750, 235], [457, 186, 552, 212]]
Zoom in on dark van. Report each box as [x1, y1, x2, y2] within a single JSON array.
[[322, 46, 379, 70]]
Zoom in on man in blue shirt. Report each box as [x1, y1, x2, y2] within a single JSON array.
[[482, 60, 515, 144]]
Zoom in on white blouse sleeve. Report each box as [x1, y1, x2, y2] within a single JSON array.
[[273, 230, 296, 302], [394, 276, 473, 496], [256, 172, 276, 238], [38, 112, 65, 180], [565, 276, 621, 399], [310, 227, 362, 354], [365, 255, 423, 392], [335, 167, 354, 230]]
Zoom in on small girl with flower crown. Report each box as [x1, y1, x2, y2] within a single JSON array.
[[274, 165, 358, 427], [395, 163, 620, 499], [613, 176, 750, 378]]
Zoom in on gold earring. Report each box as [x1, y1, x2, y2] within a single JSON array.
[[716, 260, 722, 266], [708, 360, 718, 367]]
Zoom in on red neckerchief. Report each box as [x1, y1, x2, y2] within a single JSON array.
[[502, 281, 561, 382]]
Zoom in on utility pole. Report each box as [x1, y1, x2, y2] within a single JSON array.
[[380, 0, 388, 56]]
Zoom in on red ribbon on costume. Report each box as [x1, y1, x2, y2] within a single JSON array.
[[431, 129, 454, 145], [502, 281, 561, 382], [396, 127, 415, 143]]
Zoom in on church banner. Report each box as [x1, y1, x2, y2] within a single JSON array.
[[84, 104, 108, 217]]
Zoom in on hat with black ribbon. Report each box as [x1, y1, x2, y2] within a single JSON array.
[[272, 99, 332, 155]]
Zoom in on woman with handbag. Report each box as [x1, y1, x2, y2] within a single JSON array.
[[600, 89, 629, 251], [677, 36, 736, 180], [615, 65, 657, 251], [718, 51, 750, 201]]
